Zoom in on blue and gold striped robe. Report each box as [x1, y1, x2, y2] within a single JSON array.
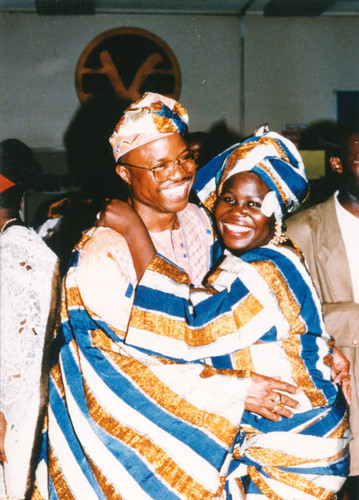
[[126, 242, 351, 499], [32, 205, 252, 500]]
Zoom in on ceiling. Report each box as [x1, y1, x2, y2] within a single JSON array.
[[1, 0, 359, 16]]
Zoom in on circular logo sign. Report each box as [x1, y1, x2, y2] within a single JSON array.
[[75, 27, 181, 104]]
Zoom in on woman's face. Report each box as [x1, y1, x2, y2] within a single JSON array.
[[215, 171, 274, 254], [116, 134, 195, 218]]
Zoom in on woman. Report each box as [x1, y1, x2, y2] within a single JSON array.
[[99, 127, 351, 499], [0, 139, 60, 499]]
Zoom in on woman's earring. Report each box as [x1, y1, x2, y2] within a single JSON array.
[[271, 221, 288, 245]]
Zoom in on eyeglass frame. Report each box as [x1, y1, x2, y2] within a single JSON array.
[[117, 150, 199, 183]]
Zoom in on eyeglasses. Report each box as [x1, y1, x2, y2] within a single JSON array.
[[118, 150, 198, 183]]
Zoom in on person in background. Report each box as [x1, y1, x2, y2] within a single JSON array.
[[31, 93, 303, 499], [34, 96, 130, 277], [286, 124, 359, 500], [0, 139, 60, 499], [100, 127, 351, 499]]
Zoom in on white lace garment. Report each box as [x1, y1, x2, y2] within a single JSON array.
[[0, 225, 58, 498]]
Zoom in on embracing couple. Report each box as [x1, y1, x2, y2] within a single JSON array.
[[32, 93, 351, 500]]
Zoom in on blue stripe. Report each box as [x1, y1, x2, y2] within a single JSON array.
[[258, 326, 277, 342], [58, 343, 182, 499], [242, 246, 339, 401], [62, 332, 229, 470], [49, 475, 60, 500], [154, 105, 188, 135], [211, 354, 233, 369], [134, 286, 188, 317], [193, 144, 239, 194], [49, 370, 106, 499], [280, 456, 350, 477], [68, 249, 80, 268], [125, 282, 134, 298]]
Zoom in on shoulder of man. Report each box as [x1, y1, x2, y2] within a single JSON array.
[[286, 195, 334, 234]]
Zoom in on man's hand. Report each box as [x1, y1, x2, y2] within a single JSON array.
[[332, 346, 351, 405], [245, 373, 299, 421]]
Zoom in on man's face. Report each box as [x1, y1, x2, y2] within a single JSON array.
[[116, 134, 195, 219], [342, 132, 359, 193]]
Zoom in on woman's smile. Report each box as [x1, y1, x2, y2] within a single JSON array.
[[215, 171, 274, 254]]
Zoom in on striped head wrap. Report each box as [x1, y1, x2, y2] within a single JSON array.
[[109, 92, 189, 162], [193, 126, 309, 221]]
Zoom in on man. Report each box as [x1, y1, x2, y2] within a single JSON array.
[[287, 124, 359, 500], [31, 93, 314, 499]]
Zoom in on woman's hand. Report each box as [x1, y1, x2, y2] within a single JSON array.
[[95, 199, 143, 237], [0, 411, 7, 463], [96, 199, 156, 280], [332, 346, 351, 405], [245, 373, 299, 421]]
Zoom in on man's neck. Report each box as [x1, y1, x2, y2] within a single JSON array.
[[130, 198, 180, 232], [142, 211, 179, 232], [337, 190, 359, 218]]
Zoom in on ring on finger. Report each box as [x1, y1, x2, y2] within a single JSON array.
[[275, 393, 281, 403]]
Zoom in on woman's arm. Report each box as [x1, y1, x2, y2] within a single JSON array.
[[0, 411, 7, 463], [96, 200, 156, 280]]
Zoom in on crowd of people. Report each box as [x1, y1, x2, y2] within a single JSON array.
[[0, 92, 357, 500]]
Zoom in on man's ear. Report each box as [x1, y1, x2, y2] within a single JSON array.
[[116, 164, 131, 185], [329, 156, 343, 174]]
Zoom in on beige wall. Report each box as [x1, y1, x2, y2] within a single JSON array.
[[0, 13, 241, 149], [244, 16, 359, 134], [1, 12, 358, 154]]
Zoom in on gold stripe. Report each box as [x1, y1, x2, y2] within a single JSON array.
[[50, 361, 66, 400], [149, 256, 191, 284], [66, 286, 83, 308], [232, 346, 255, 371], [130, 308, 238, 346], [86, 453, 123, 499], [48, 443, 75, 499], [234, 477, 246, 498], [206, 267, 223, 286], [152, 113, 179, 134], [107, 352, 238, 445], [247, 445, 347, 467], [233, 294, 263, 329], [248, 466, 283, 500], [200, 366, 251, 379], [83, 379, 215, 498], [30, 483, 44, 500], [264, 466, 336, 500], [75, 233, 91, 250], [91, 328, 115, 351], [130, 292, 262, 347], [252, 260, 327, 407]]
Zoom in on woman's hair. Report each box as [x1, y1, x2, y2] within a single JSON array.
[[0, 139, 42, 209]]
